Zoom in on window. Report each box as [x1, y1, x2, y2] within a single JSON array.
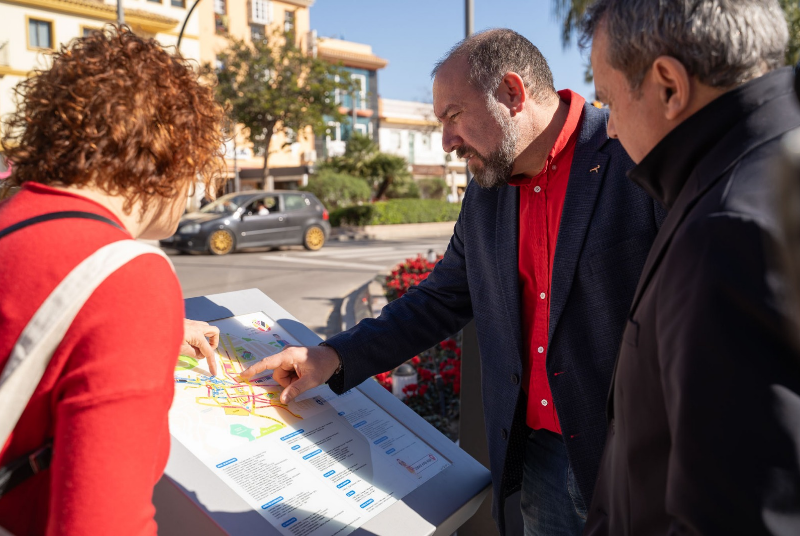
[[251, 0, 270, 25], [28, 18, 53, 50], [82, 26, 99, 37], [327, 122, 341, 141], [390, 131, 401, 150], [284, 195, 307, 212], [354, 123, 367, 136], [284, 10, 295, 33], [333, 74, 341, 104], [351, 74, 366, 109], [214, 0, 226, 14], [171, 0, 186, 7], [147, 0, 162, 3], [250, 24, 266, 42], [246, 196, 278, 215]]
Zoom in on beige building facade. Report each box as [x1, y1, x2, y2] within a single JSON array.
[[378, 98, 466, 194], [0, 0, 200, 130], [0, 0, 201, 177], [198, 0, 316, 191]]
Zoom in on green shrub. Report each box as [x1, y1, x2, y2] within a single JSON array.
[[385, 176, 420, 199], [330, 205, 374, 227], [330, 199, 461, 227], [417, 178, 448, 200], [301, 171, 371, 210]]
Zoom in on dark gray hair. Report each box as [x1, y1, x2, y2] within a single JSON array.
[[581, 0, 789, 90], [431, 29, 557, 103]]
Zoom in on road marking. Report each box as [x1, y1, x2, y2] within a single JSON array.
[[259, 255, 388, 271], [318, 247, 401, 259], [311, 244, 446, 259]]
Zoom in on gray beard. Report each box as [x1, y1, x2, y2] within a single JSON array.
[[470, 98, 519, 189]]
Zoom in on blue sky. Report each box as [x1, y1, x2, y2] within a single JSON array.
[[309, 0, 595, 103]]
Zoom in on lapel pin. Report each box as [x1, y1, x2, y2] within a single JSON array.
[[590, 165, 600, 173]]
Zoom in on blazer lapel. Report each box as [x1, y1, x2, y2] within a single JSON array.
[[495, 185, 523, 363], [548, 106, 610, 343]]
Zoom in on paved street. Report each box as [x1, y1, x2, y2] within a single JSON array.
[[165, 236, 452, 339]]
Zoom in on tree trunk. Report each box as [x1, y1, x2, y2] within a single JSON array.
[[375, 176, 393, 200], [261, 123, 276, 191]]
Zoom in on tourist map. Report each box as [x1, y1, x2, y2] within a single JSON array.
[[169, 312, 450, 536]]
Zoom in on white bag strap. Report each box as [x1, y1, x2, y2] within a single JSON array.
[[0, 240, 173, 447]]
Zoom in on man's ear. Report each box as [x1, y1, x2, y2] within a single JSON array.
[[650, 56, 691, 121], [496, 72, 527, 115]]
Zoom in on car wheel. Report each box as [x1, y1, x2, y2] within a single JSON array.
[[208, 229, 235, 255], [303, 225, 325, 251]]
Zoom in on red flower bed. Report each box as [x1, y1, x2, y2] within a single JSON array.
[[375, 254, 461, 440], [384, 254, 443, 301]]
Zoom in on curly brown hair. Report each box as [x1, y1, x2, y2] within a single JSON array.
[[1, 26, 225, 213]]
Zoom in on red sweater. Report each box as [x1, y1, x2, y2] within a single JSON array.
[[0, 183, 183, 535]]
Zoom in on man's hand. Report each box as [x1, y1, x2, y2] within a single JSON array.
[[180, 319, 220, 376], [239, 345, 341, 404]]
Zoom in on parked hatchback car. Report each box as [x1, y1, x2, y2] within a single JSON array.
[[161, 190, 331, 255]]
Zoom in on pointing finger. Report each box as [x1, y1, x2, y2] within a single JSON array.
[[240, 353, 287, 380], [197, 337, 218, 376]]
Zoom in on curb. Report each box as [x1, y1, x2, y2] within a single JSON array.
[[331, 221, 455, 242]]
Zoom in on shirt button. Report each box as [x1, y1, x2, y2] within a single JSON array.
[[511, 373, 520, 385], [551, 164, 557, 171], [540, 292, 546, 299], [538, 346, 544, 354], [501, 429, 508, 440], [533, 186, 541, 193], [541, 399, 548, 406]]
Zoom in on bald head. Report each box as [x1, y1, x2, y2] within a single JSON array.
[[432, 28, 558, 104]]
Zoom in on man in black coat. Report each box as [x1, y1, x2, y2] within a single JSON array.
[[582, 1, 800, 534]]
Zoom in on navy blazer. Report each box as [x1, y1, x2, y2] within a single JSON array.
[[326, 103, 663, 534]]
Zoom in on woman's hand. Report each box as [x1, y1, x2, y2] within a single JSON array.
[[180, 319, 220, 376]]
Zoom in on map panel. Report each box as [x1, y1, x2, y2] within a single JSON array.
[[169, 312, 451, 536]]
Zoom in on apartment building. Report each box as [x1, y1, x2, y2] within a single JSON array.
[[314, 37, 387, 158], [200, 0, 315, 191], [0, 0, 201, 177], [378, 98, 466, 193], [0, 0, 200, 122]]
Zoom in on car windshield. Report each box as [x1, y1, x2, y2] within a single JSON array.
[[199, 194, 253, 214]]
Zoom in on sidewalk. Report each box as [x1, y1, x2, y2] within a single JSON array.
[[332, 221, 455, 241]]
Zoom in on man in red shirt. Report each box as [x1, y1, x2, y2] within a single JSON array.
[[243, 29, 663, 535]]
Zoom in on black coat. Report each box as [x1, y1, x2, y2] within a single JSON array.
[[585, 68, 800, 535]]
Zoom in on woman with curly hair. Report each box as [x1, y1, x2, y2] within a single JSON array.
[[0, 27, 225, 535]]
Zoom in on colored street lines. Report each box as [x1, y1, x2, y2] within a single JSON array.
[[178, 332, 302, 422]]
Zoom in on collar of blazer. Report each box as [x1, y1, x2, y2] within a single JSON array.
[[627, 67, 800, 316], [492, 102, 616, 362]]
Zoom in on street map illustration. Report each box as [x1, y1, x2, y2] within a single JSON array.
[[171, 312, 327, 458], [168, 311, 450, 536]]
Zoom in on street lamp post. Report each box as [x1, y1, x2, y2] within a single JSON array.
[[117, 0, 124, 26], [465, 0, 473, 38], [177, 0, 203, 50]]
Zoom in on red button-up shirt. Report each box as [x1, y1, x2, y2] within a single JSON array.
[[509, 89, 585, 433]]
